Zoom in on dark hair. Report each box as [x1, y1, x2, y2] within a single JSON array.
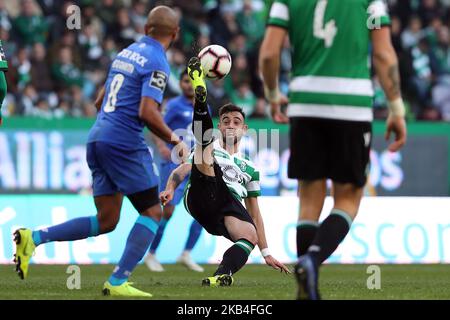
[[179, 68, 188, 80], [219, 103, 246, 120]]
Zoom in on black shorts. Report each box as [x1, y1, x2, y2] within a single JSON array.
[[288, 117, 372, 187], [185, 162, 255, 241], [127, 186, 160, 213]]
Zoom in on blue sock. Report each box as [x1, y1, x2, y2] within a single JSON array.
[[109, 216, 159, 286], [148, 218, 168, 254], [184, 220, 202, 251], [31, 216, 100, 246]]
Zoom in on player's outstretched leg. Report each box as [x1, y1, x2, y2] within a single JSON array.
[[187, 57, 207, 101], [202, 238, 255, 287], [13, 194, 122, 280], [13, 216, 101, 280], [177, 220, 204, 272], [187, 57, 213, 147]]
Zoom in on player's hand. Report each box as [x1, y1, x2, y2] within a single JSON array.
[[172, 141, 190, 163], [264, 255, 291, 274], [178, 142, 190, 163], [385, 114, 407, 152], [160, 189, 174, 206], [270, 94, 289, 124]]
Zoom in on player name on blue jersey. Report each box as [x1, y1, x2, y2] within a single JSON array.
[[117, 48, 148, 67], [111, 60, 135, 74]]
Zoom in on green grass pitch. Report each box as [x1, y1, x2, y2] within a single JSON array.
[[1, 264, 449, 300]]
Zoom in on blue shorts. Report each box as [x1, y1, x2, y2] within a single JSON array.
[[87, 142, 159, 197], [159, 161, 189, 206]]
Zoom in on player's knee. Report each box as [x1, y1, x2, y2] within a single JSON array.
[[97, 214, 120, 234], [140, 205, 163, 222], [99, 222, 118, 234], [333, 182, 363, 198], [101, 223, 117, 234], [245, 228, 258, 245]]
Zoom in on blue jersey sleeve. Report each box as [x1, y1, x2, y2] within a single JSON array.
[[141, 59, 170, 104]]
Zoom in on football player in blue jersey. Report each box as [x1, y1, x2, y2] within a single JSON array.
[[145, 69, 204, 273], [13, 6, 189, 298]]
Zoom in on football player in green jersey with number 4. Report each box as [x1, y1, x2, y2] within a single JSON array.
[[259, 0, 407, 299], [0, 40, 7, 126], [160, 57, 290, 287]]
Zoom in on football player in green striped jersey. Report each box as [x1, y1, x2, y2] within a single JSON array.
[[260, 0, 407, 299], [0, 39, 8, 125], [160, 57, 290, 287]]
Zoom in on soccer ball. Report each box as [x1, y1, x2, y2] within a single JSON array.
[[198, 45, 232, 80]]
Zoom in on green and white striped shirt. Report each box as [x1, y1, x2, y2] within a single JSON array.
[[185, 140, 261, 203], [268, 0, 391, 122]]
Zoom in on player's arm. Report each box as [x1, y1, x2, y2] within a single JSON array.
[[371, 27, 407, 152], [151, 102, 175, 161], [244, 196, 290, 274], [139, 98, 189, 164], [94, 86, 105, 112], [160, 163, 192, 206], [139, 97, 179, 145], [244, 197, 269, 252], [259, 26, 289, 123], [151, 132, 172, 161]]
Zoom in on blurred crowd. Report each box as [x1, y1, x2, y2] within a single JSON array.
[[378, 0, 450, 121], [0, 0, 449, 121]]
